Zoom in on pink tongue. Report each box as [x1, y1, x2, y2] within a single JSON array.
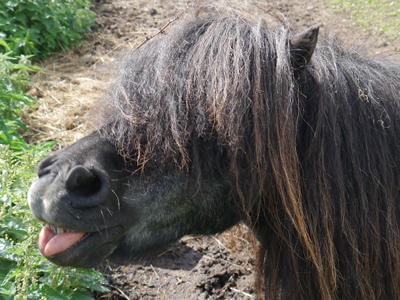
[[39, 226, 85, 257]]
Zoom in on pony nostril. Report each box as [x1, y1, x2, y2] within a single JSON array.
[[37, 156, 57, 178], [66, 166, 102, 198]]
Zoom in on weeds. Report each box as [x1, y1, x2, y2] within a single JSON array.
[[0, 1, 108, 298], [0, 145, 109, 299], [0, 51, 39, 151], [0, 0, 96, 58]]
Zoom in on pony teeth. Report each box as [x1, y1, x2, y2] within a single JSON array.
[[48, 224, 72, 234]]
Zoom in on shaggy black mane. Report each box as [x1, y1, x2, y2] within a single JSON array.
[[98, 8, 400, 299]]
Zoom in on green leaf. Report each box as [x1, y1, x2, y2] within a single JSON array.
[[0, 39, 10, 51]]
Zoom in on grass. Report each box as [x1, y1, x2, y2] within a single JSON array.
[[329, 0, 400, 41]]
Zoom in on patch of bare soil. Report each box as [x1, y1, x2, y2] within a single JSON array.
[[98, 225, 256, 299], [24, 0, 399, 299]]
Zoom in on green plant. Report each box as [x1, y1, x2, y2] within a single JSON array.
[[0, 49, 39, 151], [0, 1, 109, 298], [0, 0, 96, 58], [0, 145, 109, 299]]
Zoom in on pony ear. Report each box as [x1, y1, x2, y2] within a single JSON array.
[[289, 26, 319, 70]]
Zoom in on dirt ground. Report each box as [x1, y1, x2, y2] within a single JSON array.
[[24, 0, 399, 299]]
